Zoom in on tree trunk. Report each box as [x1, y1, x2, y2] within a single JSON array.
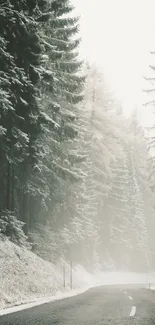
[[6, 161, 11, 210], [20, 163, 31, 234], [11, 164, 15, 211], [22, 191, 30, 235]]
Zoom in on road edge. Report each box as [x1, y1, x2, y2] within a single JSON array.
[[0, 286, 91, 316]]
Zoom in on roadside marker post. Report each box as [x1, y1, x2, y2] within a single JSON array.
[[70, 260, 73, 290], [63, 265, 66, 288]]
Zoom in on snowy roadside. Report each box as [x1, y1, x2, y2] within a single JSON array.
[[0, 239, 93, 313], [0, 238, 154, 316], [0, 286, 91, 316], [0, 270, 153, 317]]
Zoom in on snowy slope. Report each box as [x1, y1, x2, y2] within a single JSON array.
[[0, 238, 93, 310]]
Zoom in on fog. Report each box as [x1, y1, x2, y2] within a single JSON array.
[[1, 0, 155, 315]]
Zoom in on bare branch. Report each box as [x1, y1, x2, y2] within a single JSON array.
[[142, 89, 155, 92], [143, 100, 155, 107]]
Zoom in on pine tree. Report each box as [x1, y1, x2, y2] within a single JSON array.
[[143, 52, 155, 190], [102, 114, 150, 271], [28, 0, 85, 228], [27, 0, 87, 259], [142, 52, 155, 267], [0, 0, 49, 234], [77, 65, 151, 271]]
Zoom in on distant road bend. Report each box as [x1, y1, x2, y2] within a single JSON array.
[[1, 284, 155, 325]]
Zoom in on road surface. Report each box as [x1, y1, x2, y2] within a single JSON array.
[[1, 284, 155, 325]]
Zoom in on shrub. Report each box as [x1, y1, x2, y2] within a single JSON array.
[[0, 210, 29, 247]]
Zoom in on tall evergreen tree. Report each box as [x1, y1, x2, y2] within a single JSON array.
[[28, 0, 85, 230], [0, 0, 49, 233]]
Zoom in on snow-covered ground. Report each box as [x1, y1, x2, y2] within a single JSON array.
[[0, 238, 155, 314], [0, 239, 93, 311], [0, 286, 91, 316]]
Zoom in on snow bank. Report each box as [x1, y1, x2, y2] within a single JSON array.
[[0, 287, 91, 316], [0, 239, 93, 310]]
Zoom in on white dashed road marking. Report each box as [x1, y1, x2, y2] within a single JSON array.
[[129, 306, 136, 317], [128, 295, 133, 300], [122, 291, 136, 317]]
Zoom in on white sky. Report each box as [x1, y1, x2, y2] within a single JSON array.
[[72, 0, 155, 124]]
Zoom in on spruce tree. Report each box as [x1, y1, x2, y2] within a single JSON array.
[[0, 0, 48, 233], [29, 0, 85, 231]]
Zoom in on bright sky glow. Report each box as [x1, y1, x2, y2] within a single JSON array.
[[72, 0, 155, 124]]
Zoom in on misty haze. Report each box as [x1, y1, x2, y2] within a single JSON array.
[[0, 0, 155, 324]]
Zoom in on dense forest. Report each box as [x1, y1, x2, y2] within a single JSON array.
[[0, 0, 155, 272]]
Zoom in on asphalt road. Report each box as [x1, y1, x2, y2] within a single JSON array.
[[1, 284, 155, 325]]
